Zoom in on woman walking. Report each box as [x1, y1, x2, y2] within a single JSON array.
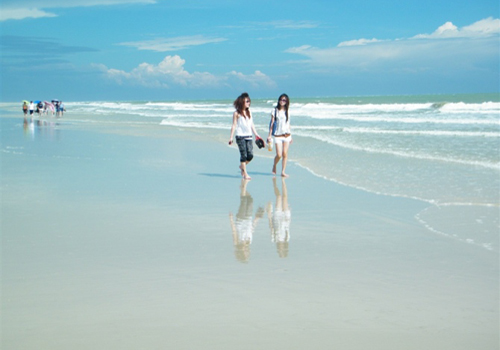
[[267, 94, 292, 177], [229, 92, 261, 180]]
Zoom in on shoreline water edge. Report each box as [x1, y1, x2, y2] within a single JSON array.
[[2, 93, 498, 252], [1, 93, 499, 349]]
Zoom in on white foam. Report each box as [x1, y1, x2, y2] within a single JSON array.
[[291, 126, 500, 138], [294, 130, 500, 170], [439, 101, 500, 114]]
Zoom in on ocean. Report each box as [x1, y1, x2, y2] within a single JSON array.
[[2, 93, 499, 250]]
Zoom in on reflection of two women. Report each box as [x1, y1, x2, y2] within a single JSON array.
[[229, 179, 264, 263], [266, 177, 291, 258]]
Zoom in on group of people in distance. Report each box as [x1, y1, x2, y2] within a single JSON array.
[[229, 93, 292, 179], [22, 100, 65, 118]]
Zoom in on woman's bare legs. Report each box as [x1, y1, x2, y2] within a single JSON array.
[[272, 141, 290, 177], [272, 142, 283, 175], [239, 162, 251, 179], [281, 141, 290, 177]]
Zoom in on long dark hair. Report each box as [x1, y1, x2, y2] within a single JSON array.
[[275, 93, 289, 122], [233, 92, 251, 118]]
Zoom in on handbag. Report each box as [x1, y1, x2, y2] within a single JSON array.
[[255, 137, 265, 149]]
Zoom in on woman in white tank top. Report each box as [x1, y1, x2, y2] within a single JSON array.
[[267, 94, 292, 177], [229, 92, 261, 180]]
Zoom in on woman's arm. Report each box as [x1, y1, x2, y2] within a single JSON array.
[[267, 111, 275, 141], [228, 111, 238, 144], [250, 112, 260, 139]]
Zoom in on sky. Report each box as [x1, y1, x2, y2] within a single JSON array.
[[1, 0, 499, 101]]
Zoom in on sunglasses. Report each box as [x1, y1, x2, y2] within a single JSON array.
[[280, 99, 288, 102]]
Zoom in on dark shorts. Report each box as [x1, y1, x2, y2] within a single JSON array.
[[235, 136, 254, 163]]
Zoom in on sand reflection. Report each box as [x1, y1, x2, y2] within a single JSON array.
[[266, 177, 291, 258], [229, 179, 264, 263]]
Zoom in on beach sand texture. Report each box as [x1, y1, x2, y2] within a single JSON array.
[[1, 105, 498, 349]]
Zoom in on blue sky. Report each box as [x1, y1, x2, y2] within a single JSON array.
[[1, 0, 499, 101]]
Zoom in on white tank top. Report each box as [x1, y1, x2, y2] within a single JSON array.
[[235, 114, 253, 138]]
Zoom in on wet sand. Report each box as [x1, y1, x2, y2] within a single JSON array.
[[1, 115, 498, 349]]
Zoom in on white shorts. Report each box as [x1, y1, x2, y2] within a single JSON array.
[[274, 135, 292, 144]]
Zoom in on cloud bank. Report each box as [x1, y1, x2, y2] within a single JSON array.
[[118, 36, 227, 52], [0, 0, 155, 21], [286, 18, 500, 72], [96, 55, 276, 89]]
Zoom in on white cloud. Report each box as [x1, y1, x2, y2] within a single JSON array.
[[119, 36, 227, 52], [285, 18, 500, 72], [266, 20, 319, 29], [95, 55, 276, 89], [338, 38, 382, 47], [413, 17, 500, 39], [0, 0, 155, 21], [96, 55, 220, 88], [227, 70, 276, 88], [0, 8, 57, 21]]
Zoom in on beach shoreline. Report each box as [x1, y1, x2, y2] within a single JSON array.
[[1, 104, 499, 349]]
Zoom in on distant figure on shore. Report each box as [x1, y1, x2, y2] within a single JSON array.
[[29, 101, 35, 116], [22, 102, 28, 116], [36, 101, 43, 116], [229, 179, 264, 263], [228, 92, 261, 180], [57, 101, 65, 117], [266, 177, 291, 258], [267, 94, 292, 177]]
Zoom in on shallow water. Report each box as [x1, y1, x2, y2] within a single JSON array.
[[3, 93, 498, 251], [1, 112, 498, 349]]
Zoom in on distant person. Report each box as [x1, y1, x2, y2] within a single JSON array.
[[36, 101, 43, 116], [29, 101, 35, 116], [58, 101, 65, 117], [229, 179, 264, 263], [228, 92, 261, 180], [266, 177, 291, 258], [22, 102, 28, 116], [267, 94, 292, 177]]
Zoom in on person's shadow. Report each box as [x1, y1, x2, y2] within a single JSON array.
[[229, 179, 264, 263], [266, 177, 291, 258]]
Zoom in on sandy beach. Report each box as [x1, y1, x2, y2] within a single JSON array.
[[1, 111, 498, 350]]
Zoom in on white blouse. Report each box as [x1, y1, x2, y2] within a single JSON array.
[[235, 114, 253, 137], [273, 109, 291, 136]]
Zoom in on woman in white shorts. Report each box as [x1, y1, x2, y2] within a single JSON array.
[[267, 94, 292, 177]]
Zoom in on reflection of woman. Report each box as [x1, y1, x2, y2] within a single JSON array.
[[267, 94, 292, 177], [266, 177, 291, 258], [229, 179, 264, 263]]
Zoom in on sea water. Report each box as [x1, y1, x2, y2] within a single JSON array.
[[1, 93, 499, 250]]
